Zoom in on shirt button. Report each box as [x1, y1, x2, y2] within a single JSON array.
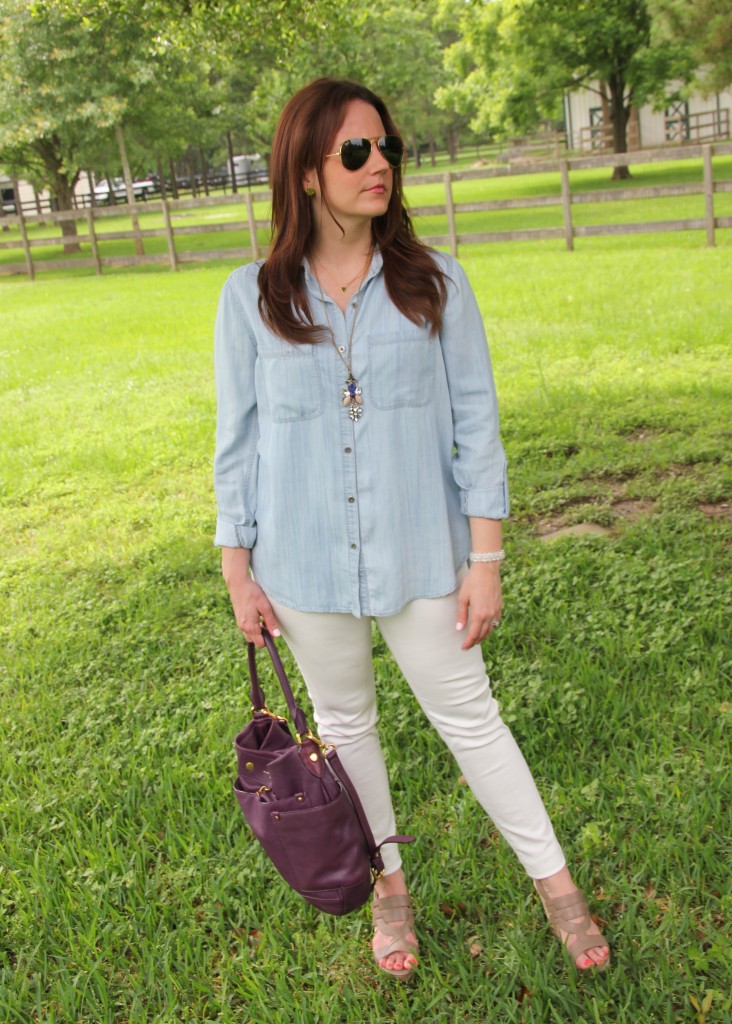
[[338, 345, 345, 353], [350, 543, 357, 550], [347, 496, 355, 504], [344, 447, 352, 454]]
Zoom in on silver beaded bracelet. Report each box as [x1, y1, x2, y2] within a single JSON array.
[[469, 549, 506, 563]]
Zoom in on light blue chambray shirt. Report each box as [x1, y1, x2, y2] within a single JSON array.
[[213, 249, 509, 617]]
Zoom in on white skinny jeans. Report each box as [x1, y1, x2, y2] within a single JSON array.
[[270, 582, 566, 879]]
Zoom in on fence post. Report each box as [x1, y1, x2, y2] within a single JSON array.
[[244, 192, 259, 261], [560, 160, 574, 252], [86, 207, 102, 275], [161, 199, 178, 271], [703, 144, 715, 247], [444, 172, 458, 258], [17, 212, 35, 281]]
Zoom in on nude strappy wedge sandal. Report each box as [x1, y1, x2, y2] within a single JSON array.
[[535, 880, 610, 971], [371, 893, 419, 979]]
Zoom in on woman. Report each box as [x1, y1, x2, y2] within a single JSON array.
[[214, 77, 609, 978]]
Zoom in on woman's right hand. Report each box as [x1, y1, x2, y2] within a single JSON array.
[[221, 547, 281, 648]]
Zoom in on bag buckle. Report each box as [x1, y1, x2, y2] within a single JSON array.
[[295, 728, 335, 755], [251, 704, 287, 721]]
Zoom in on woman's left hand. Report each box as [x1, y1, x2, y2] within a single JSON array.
[[455, 563, 503, 650]]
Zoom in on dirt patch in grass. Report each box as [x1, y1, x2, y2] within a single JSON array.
[[612, 499, 656, 521], [536, 496, 730, 538], [539, 522, 612, 541], [624, 429, 664, 443], [665, 462, 702, 477], [537, 496, 656, 539], [699, 502, 732, 521]]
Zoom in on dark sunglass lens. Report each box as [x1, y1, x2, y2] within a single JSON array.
[[378, 136, 403, 167], [340, 138, 371, 170]]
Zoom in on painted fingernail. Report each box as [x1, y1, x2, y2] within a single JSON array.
[[455, 622, 464, 631], [272, 628, 281, 636]]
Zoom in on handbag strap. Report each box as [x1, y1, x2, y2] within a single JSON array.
[[325, 747, 414, 876], [249, 628, 415, 875], [247, 628, 310, 738]]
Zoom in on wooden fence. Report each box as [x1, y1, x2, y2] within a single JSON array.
[[418, 141, 732, 255], [2, 141, 732, 279]]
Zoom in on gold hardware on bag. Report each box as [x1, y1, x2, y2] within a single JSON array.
[[251, 704, 287, 721], [256, 786, 270, 796], [296, 728, 336, 754], [309, 752, 319, 762], [245, 762, 255, 771]]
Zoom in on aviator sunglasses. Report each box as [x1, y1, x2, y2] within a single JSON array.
[[325, 135, 404, 171]]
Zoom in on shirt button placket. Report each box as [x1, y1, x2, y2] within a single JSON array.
[[341, 407, 361, 610]]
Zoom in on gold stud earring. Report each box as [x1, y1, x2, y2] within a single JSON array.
[[305, 185, 316, 197]]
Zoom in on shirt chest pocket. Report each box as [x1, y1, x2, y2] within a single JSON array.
[[259, 348, 324, 423], [367, 331, 435, 410]]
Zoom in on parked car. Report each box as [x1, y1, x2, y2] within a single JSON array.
[[93, 177, 157, 204]]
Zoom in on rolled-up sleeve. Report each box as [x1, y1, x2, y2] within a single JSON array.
[[439, 258, 509, 519], [213, 273, 259, 547]]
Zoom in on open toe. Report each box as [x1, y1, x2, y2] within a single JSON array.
[[371, 893, 419, 979], [535, 880, 610, 972]]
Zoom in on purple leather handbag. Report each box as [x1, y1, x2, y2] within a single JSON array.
[[233, 629, 413, 915]]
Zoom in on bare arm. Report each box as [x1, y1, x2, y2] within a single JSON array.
[[221, 547, 281, 648], [455, 518, 503, 651]]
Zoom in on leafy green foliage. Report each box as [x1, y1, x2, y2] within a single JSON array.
[[0, 0, 206, 209], [651, 0, 732, 92], [437, 0, 697, 157]]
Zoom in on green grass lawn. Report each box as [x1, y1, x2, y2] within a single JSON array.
[[1, 240, 731, 1023]]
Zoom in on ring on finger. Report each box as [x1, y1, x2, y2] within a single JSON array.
[[490, 619, 500, 627]]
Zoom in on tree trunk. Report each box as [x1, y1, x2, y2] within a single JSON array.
[[115, 123, 144, 256], [429, 135, 436, 167], [10, 177, 21, 217], [53, 174, 82, 254], [156, 155, 167, 200], [447, 127, 459, 163], [226, 130, 238, 194], [32, 185, 47, 227], [411, 132, 421, 169], [168, 158, 179, 200], [608, 75, 632, 180], [105, 167, 116, 205], [199, 146, 210, 195]]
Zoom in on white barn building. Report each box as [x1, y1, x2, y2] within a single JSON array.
[[564, 80, 731, 152]]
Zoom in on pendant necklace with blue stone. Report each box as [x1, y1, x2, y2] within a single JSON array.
[[313, 254, 370, 422]]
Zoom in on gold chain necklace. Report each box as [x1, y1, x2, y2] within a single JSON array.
[[313, 259, 371, 421], [314, 253, 370, 294]]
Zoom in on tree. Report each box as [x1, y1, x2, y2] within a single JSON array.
[[651, 0, 732, 92], [0, 0, 267, 248], [231, 0, 458, 169], [0, 2, 101, 249], [0, 0, 195, 249], [436, 0, 696, 178]]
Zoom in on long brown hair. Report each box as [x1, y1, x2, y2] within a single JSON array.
[[257, 77, 447, 343]]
